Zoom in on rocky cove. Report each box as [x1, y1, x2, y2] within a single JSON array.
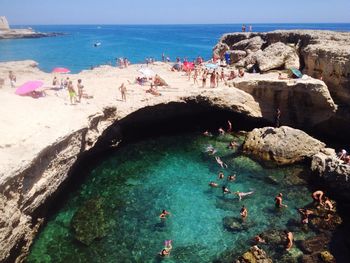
[[0, 30, 350, 262]]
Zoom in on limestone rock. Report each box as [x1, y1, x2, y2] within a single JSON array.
[[227, 50, 247, 63], [300, 234, 329, 254], [233, 77, 337, 128], [231, 36, 265, 52], [256, 42, 300, 72], [243, 126, 326, 165], [235, 246, 272, 263], [311, 153, 350, 200]]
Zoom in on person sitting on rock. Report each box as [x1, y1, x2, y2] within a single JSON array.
[[298, 208, 313, 224], [323, 197, 334, 211], [238, 68, 245, 78]]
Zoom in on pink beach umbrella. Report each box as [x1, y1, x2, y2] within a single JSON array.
[[15, 81, 44, 95], [52, 67, 71, 73]]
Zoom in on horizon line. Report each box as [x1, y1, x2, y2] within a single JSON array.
[[11, 22, 350, 26]]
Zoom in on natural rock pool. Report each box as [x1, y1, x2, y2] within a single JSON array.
[[27, 133, 321, 262]]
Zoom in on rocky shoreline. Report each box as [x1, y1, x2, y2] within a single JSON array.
[[0, 30, 350, 262], [0, 29, 63, 39]]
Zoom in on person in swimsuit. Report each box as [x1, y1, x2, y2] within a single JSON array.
[[234, 191, 254, 201], [218, 171, 225, 179], [67, 80, 76, 104], [312, 190, 324, 205], [240, 205, 248, 220], [215, 156, 228, 168], [209, 182, 219, 188], [298, 208, 313, 224], [285, 231, 293, 251], [222, 186, 230, 194], [159, 210, 171, 220], [228, 174, 236, 181], [275, 193, 288, 208]]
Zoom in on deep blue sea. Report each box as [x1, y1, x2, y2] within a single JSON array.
[[1, 23, 350, 73]]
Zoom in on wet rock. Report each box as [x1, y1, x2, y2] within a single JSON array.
[[71, 197, 109, 245], [260, 229, 284, 247], [243, 126, 326, 165], [235, 245, 272, 263], [309, 212, 342, 233], [300, 234, 329, 254], [320, 251, 335, 263]]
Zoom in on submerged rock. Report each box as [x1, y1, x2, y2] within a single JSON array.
[[243, 126, 326, 165], [71, 197, 109, 245], [223, 216, 255, 232]]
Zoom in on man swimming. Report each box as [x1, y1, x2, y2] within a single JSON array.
[[205, 145, 217, 155], [159, 210, 171, 219], [234, 191, 254, 201], [215, 156, 228, 168], [209, 182, 219, 188], [222, 186, 230, 194], [218, 171, 225, 179], [240, 205, 248, 220]]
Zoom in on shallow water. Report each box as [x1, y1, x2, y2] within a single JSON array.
[[28, 133, 317, 263]]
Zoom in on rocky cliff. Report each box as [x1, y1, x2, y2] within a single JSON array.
[[214, 31, 350, 139], [0, 17, 10, 31]]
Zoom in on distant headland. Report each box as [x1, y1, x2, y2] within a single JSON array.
[[0, 16, 63, 39]]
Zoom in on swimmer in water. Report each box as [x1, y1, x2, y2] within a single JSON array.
[[215, 156, 228, 168], [218, 171, 225, 179], [159, 209, 171, 219], [228, 141, 238, 149], [209, 182, 219, 188], [234, 191, 254, 201], [218, 127, 225, 135], [275, 193, 288, 208], [254, 234, 266, 244], [222, 186, 230, 194], [205, 145, 217, 155], [228, 174, 236, 181], [159, 240, 172, 257], [203, 130, 213, 137], [240, 205, 248, 220]]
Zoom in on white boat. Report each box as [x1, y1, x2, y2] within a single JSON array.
[[94, 42, 101, 47]]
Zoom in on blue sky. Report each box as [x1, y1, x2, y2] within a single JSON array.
[[1, 0, 350, 25]]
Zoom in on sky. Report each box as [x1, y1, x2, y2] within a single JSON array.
[[1, 0, 350, 25]]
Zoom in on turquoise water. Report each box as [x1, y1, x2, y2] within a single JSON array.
[[28, 133, 317, 262], [1, 24, 350, 73]]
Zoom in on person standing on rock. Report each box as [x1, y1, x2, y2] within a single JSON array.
[[275, 108, 281, 128], [119, 82, 127, 102], [285, 230, 293, 251]]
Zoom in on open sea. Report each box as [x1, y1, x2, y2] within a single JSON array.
[[0, 23, 350, 73]]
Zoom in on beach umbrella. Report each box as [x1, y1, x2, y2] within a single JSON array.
[[52, 67, 71, 74], [138, 68, 156, 77], [290, 68, 303, 78], [205, 63, 219, 70], [15, 81, 44, 95]]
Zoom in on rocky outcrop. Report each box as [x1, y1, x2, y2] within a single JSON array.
[[243, 126, 326, 165], [0, 16, 10, 31], [0, 29, 63, 39], [232, 77, 337, 128], [235, 245, 272, 263], [311, 153, 350, 200], [214, 30, 350, 107], [255, 42, 300, 72]]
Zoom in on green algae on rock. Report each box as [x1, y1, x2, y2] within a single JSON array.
[[71, 197, 109, 245]]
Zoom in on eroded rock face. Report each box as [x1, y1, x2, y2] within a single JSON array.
[[243, 126, 326, 165], [233, 77, 337, 128], [214, 30, 350, 107], [255, 42, 300, 72], [235, 245, 272, 263], [311, 153, 350, 200]]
